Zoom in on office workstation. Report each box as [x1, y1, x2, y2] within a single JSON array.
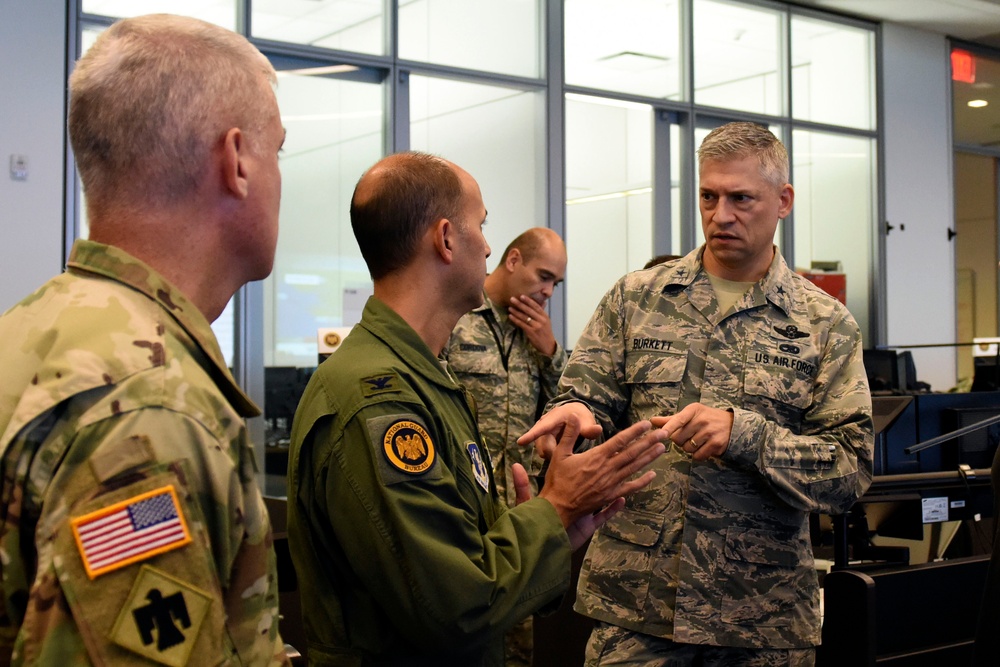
[[816, 348, 1000, 666]]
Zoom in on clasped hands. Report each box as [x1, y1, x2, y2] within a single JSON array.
[[512, 402, 734, 549]]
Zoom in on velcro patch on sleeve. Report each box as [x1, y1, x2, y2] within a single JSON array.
[[71, 485, 192, 579], [361, 373, 402, 397], [110, 564, 213, 666], [366, 414, 443, 484]]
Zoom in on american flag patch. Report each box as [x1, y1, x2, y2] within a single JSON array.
[[71, 485, 192, 579]]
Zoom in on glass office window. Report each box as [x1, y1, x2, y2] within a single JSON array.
[[792, 16, 874, 130], [252, 0, 384, 55], [81, 0, 236, 29], [670, 123, 683, 255], [565, 94, 653, 346], [76, 26, 104, 242], [410, 76, 546, 271], [399, 0, 542, 78], [565, 0, 683, 99], [953, 49, 1000, 148], [265, 63, 385, 367], [792, 129, 874, 340], [693, 0, 783, 116]]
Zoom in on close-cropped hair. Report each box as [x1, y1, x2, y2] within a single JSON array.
[[697, 121, 789, 189], [499, 228, 548, 265], [350, 152, 465, 281], [68, 13, 277, 208]]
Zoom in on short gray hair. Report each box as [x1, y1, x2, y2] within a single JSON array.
[[697, 122, 789, 188], [69, 14, 277, 208]]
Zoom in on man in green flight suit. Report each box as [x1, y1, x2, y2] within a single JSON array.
[[0, 14, 288, 666], [287, 151, 669, 666]]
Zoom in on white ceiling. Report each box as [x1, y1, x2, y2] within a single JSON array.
[[789, 0, 1000, 47]]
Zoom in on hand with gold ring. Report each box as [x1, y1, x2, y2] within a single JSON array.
[[509, 295, 557, 356], [651, 403, 735, 462]]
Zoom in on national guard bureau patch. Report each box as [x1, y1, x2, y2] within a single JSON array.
[[383, 419, 435, 474], [71, 485, 192, 579], [367, 414, 443, 484]]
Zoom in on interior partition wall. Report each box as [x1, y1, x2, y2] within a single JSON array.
[[70, 0, 880, 488]]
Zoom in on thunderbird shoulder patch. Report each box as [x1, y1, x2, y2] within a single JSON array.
[[71, 485, 192, 579], [111, 564, 213, 666], [382, 419, 436, 474]]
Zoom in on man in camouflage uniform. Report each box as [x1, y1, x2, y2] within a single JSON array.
[[286, 152, 669, 666], [443, 227, 568, 505], [0, 15, 288, 666], [442, 227, 567, 666], [522, 123, 874, 667]]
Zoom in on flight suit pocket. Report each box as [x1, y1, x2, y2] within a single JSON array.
[[719, 526, 814, 627]]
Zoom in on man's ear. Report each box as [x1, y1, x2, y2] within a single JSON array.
[[222, 127, 249, 199], [505, 247, 522, 271], [433, 217, 453, 263], [778, 183, 794, 219]]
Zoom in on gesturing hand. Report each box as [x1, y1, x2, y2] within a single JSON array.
[[538, 419, 667, 550]]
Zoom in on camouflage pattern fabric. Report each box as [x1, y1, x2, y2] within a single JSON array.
[[557, 247, 873, 650], [442, 293, 567, 508], [502, 616, 533, 667], [0, 240, 287, 666], [287, 296, 571, 667], [585, 622, 815, 667]]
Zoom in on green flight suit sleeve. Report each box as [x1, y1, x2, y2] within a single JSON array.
[[297, 402, 570, 654]]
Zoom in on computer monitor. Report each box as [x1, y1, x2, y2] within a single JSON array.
[[896, 350, 917, 392], [864, 349, 899, 393], [264, 366, 314, 446]]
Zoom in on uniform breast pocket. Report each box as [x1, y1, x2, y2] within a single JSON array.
[[742, 343, 816, 432], [448, 345, 502, 378], [624, 344, 687, 415]]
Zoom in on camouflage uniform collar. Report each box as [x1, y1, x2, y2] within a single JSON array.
[[66, 239, 259, 417], [472, 290, 495, 315], [475, 291, 511, 326], [657, 246, 794, 316], [757, 249, 795, 316], [359, 296, 461, 390]]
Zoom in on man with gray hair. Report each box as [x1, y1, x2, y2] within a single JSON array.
[[522, 122, 874, 666], [0, 14, 288, 665]]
